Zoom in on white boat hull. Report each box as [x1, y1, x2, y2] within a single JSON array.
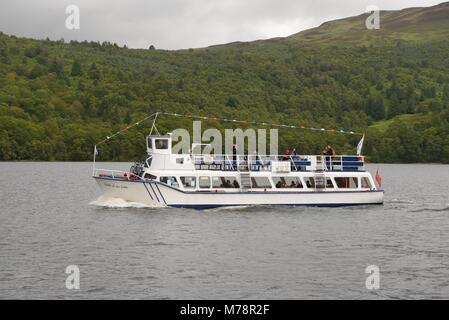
[[94, 177, 384, 209]]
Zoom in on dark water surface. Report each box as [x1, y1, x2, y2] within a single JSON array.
[[0, 162, 448, 299]]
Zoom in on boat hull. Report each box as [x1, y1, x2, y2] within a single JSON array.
[[94, 177, 384, 209]]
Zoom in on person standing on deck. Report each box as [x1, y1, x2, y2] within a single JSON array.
[[322, 143, 336, 170], [291, 148, 298, 160], [232, 144, 237, 170], [283, 148, 291, 161]]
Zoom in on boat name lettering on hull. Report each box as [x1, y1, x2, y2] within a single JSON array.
[[104, 182, 128, 189]]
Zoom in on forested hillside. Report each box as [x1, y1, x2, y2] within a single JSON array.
[[1, 2, 449, 162]]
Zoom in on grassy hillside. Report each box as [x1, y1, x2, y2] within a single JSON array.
[[1, 2, 449, 162], [288, 2, 449, 44]]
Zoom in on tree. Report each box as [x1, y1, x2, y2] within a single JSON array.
[[28, 64, 46, 79], [365, 92, 385, 120], [443, 84, 449, 108], [0, 130, 14, 160], [50, 58, 65, 78], [429, 100, 442, 113], [88, 62, 101, 80], [71, 59, 83, 76], [388, 94, 404, 118]]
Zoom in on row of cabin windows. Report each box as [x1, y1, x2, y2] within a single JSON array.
[[153, 175, 373, 190], [159, 176, 239, 189]]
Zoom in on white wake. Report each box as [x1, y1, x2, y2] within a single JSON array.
[[90, 196, 157, 208]]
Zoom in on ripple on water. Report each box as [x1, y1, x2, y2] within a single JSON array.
[[410, 206, 449, 213]]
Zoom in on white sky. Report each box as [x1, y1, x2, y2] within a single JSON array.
[[0, 0, 445, 49]]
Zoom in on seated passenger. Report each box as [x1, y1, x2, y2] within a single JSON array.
[[290, 181, 296, 188], [276, 181, 282, 188], [233, 180, 240, 188], [225, 180, 232, 188]]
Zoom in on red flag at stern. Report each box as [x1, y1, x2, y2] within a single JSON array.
[[375, 169, 382, 188]]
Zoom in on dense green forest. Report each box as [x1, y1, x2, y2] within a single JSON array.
[[1, 3, 449, 162]]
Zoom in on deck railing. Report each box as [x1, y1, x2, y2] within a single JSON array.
[[191, 154, 365, 172], [93, 168, 144, 180]]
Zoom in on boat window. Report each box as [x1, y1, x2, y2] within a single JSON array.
[[199, 176, 211, 188], [361, 177, 372, 189], [155, 139, 168, 149], [335, 177, 358, 188], [160, 176, 179, 187], [212, 176, 239, 188], [303, 177, 315, 188], [326, 178, 334, 188], [180, 176, 196, 188], [251, 177, 271, 188], [147, 137, 152, 149], [144, 173, 157, 180], [273, 177, 303, 188]]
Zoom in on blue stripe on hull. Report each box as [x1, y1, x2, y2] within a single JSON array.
[[170, 202, 383, 210]]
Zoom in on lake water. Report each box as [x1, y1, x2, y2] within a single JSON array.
[[0, 162, 448, 299]]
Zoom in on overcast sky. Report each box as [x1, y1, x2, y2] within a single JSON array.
[[0, 0, 444, 49]]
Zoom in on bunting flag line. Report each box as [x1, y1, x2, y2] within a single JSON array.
[[158, 112, 364, 136], [95, 111, 365, 147], [95, 112, 159, 146]]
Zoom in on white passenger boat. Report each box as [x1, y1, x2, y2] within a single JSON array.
[[93, 132, 384, 209]]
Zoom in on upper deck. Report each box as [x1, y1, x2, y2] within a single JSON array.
[[143, 134, 365, 173], [191, 154, 365, 172]]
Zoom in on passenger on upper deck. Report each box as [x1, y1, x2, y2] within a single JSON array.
[[322, 143, 336, 170], [283, 148, 291, 161], [322, 143, 336, 156], [232, 144, 237, 170], [291, 148, 299, 161]]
